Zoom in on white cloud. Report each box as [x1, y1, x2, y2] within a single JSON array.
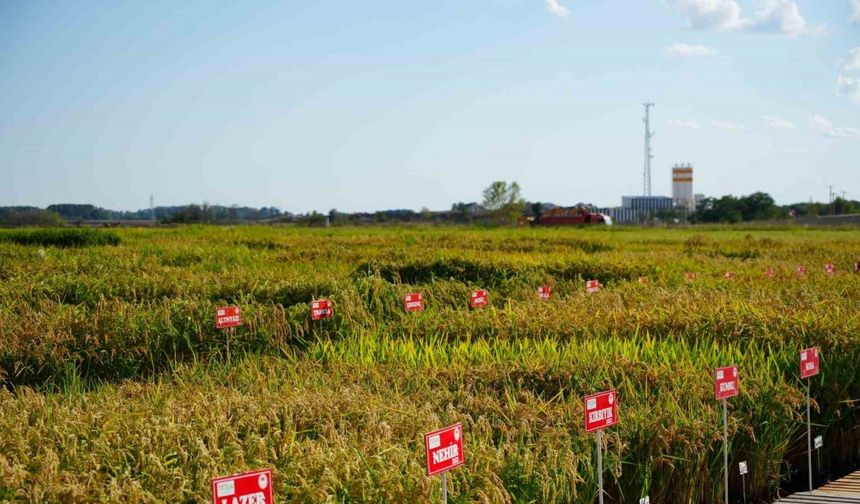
[[844, 48, 860, 72], [712, 120, 747, 130], [664, 0, 745, 32], [748, 0, 807, 37], [809, 115, 860, 139], [669, 119, 702, 130], [853, 0, 860, 23], [665, 0, 813, 36], [666, 42, 717, 57], [763, 116, 795, 130], [545, 0, 570, 18], [837, 75, 860, 105]]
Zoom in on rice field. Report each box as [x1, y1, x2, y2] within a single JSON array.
[[1, 225, 859, 503]]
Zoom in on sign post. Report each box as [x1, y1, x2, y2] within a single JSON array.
[[215, 306, 242, 364], [211, 468, 272, 504], [800, 347, 820, 491], [584, 389, 618, 504], [815, 435, 823, 475], [404, 293, 425, 312], [715, 365, 739, 504], [425, 423, 465, 504], [470, 289, 488, 309], [538, 285, 552, 300]]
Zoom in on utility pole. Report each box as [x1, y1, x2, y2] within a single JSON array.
[[828, 185, 834, 215], [150, 194, 155, 221], [643, 103, 655, 196]]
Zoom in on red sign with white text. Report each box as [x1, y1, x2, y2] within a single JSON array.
[[211, 468, 273, 504], [215, 306, 242, 330], [311, 299, 333, 320], [424, 423, 465, 476], [714, 365, 739, 401], [825, 263, 834, 275], [404, 293, 424, 312], [764, 268, 775, 278], [797, 265, 807, 276], [800, 347, 820, 379], [538, 285, 552, 300], [470, 289, 488, 308], [586, 279, 601, 293], [584, 389, 618, 433]]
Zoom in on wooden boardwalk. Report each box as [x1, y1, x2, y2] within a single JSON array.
[[777, 470, 860, 503]]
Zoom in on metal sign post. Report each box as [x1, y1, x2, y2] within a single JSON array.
[[441, 472, 447, 504], [723, 398, 729, 504], [800, 347, 820, 492], [597, 430, 604, 504], [807, 382, 812, 491], [714, 365, 739, 504], [584, 389, 617, 504]]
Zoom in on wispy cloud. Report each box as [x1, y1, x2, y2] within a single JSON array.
[[844, 48, 860, 72], [809, 115, 860, 140], [669, 119, 702, 130], [712, 120, 746, 130], [837, 75, 860, 105], [853, 0, 860, 23], [545, 0, 570, 19], [763, 116, 796, 130], [665, 0, 813, 37], [666, 42, 717, 57]]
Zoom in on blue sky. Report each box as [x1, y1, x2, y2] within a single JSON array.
[[1, 0, 858, 212]]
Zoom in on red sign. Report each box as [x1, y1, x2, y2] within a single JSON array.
[[584, 389, 618, 433], [538, 285, 552, 300], [470, 289, 488, 308], [797, 265, 807, 276], [764, 268, 775, 278], [638, 276, 649, 284], [215, 306, 242, 329], [424, 423, 464, 476], [685, 272, 697, 281], [311, 299, 333, 320], [800, 347, 820, 379], [586, 279, 601, 293], [825, 263, 834, 275], [211, 468, 273, 504], [714, 365, 739, 401], [404, 293, 424, 312], [724, 271, 734, 280]]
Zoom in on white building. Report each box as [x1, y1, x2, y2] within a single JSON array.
[[672, 164, 694, 211]]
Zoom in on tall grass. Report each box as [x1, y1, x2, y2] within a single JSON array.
[[0, 225, 859, 502]]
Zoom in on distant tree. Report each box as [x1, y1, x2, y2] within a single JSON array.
[[481, 181, 526, 225], [420, 207, 432, 220], [692, 192, 783, 223], [0, 210, 64, 227]]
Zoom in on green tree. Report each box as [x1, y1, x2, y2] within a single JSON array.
[[482, 181, 525, 225]]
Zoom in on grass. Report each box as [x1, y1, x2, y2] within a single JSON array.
[[0, 225, 859, 502]]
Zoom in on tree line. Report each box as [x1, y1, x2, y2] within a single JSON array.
[[1, 185, 857, 227]]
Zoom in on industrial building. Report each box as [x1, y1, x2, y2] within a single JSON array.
[[672, 164, 695, 211]]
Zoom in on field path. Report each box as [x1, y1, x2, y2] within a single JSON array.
[[777, 469, 860, 503]]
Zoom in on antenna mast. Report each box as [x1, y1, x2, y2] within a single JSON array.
[[643, 103, 655, 196]]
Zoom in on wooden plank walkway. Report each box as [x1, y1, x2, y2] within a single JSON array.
[[777, 470, 860, 503]]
